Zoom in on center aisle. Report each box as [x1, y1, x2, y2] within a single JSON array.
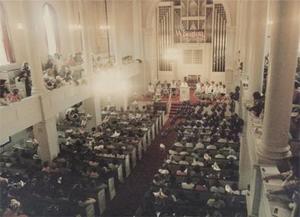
[[103, 120, 177, 217]]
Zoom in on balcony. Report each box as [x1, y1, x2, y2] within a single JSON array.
[[41, 83, 92, 119], [0, 95, 43, 141], [0, 83, 92, 140]]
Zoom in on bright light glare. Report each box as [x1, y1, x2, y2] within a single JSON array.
[[99, 25, 110, 30], [69, 24, 82, 30], [94, 73, 129, 97]]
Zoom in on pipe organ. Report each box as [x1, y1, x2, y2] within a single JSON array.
[[212, 3, 226, 72], [157, 0, 227, 74]]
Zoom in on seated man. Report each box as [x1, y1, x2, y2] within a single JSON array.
[[181, 177, 195, 190]]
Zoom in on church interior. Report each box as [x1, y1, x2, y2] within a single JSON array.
[[0, 0, 300, 216]]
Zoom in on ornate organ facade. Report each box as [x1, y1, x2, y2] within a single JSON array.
[[157, 0, 227, 77]]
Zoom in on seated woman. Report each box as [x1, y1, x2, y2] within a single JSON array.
[[195, 178, 208, 192], [176, 165, 188, 176]]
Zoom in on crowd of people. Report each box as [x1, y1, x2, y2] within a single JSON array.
[[42, 52, 85, 90], [138, 98, 246, 217], [194, 81, 227, 97], [0, 63, 32, 106], [147, 80, 183, 100], [147, 79, 227, 102], [0, 104, 163, 217]]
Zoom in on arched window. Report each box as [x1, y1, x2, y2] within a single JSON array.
[[0, 3, 15, 65], [43, 3, 60, 55]]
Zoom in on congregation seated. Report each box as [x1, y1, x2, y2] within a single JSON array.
[[138, 98, 247, 217], [0, 103, 163, 216]]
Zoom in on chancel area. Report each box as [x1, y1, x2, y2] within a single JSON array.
[[0, 0, 300, 217]]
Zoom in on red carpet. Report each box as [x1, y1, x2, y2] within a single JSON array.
[[102, 122, 177, 217]]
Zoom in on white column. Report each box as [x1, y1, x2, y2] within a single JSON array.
[[65, 1, 76, 54], [33, 117, 59, 162], [257, 0, 300, 163], [247, 1, 268, 95], [22, 2, 46, 94], [83, 97, 101, 130], [80, 0, 102, 126]]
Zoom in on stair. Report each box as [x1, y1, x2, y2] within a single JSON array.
[[169, 102, 182, 117]]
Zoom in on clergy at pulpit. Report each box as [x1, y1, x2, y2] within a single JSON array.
[[170, 80, 176, 96]]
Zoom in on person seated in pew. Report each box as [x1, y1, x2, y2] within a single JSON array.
[[226, 153, 238, 160], [153, 188, 168, 199], [204, 153, 212, 161], [168, 149, 178, 156], [190, 165, 204, 177], [159, 168, 170, 175], [178, 157, 189, 165], [181, 177, 195, 190], [210, 180, 225, 193], [179, 150, 189, 156], [176, 165, 188, 176], [195, 178, 208, 192], [205, 210, 224, 217], [207, 194, 226, 209], [153, 174, 167, 187], [215, 152, 225, 159], [41, 161, 51, 173], [206, 143, 217, 150], [3, 199, 28, 217], [192, 158, 205, 167], [225, 183, 244, 195], [211, 162, 222, 171], [194, 141, 204, 150], [108, 159, 119, 170], [174, 142, 184, 147], [185, 142, 193, 148]]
